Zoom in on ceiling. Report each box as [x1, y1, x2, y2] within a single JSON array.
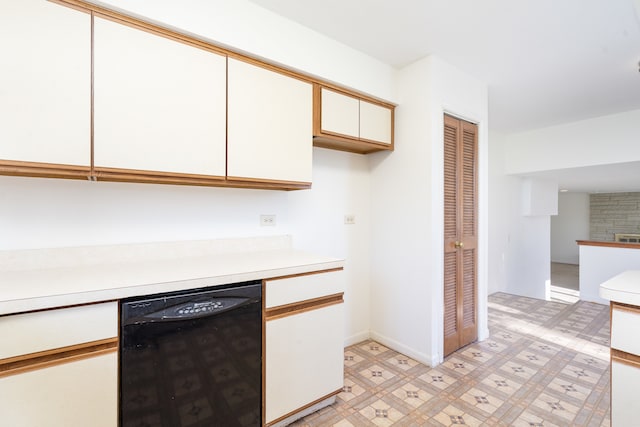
[[526, 161, 640, 193], [248, 0, 640, 193]]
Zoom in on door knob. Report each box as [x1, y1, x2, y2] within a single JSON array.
[[454, 241, 464, 249]]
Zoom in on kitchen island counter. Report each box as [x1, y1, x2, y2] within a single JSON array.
[[599, 269, 640, 305]]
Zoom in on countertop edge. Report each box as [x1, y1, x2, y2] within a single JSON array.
[[0, 250, 345, 316], [599, 270, 640, 306]]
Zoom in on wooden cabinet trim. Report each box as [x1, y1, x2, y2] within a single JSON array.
[[265, 267, 344, 282], [0, 160, 90, 180], [0, 337, 117, 378], [54, 0, 395, 107], [265, 389, 341, 427], [53, 0, 228, 57], [313, 136, 390, 154], [313, 84, 394, 153], [30, 0, 396, 190], [94, 169, 311, 190], [226, 176, 311, 191], [612, 301, 640, 315], [577, 240, 640, 250], [265, 293, 344, 321], [612, 348, 640, 369]]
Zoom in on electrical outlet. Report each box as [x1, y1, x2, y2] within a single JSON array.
[[260, 214, 276, 226], [344, 214, 356, 225]]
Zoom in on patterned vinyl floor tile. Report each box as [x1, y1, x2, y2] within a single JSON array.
[[290, 292, 610, 426]]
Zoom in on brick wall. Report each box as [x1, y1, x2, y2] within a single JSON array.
[[590, 192, 640, 241]]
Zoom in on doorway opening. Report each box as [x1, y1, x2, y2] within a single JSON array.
[[550, 262, 579, 303]]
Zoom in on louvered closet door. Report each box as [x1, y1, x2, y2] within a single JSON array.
[[443, 114, 478, 357]]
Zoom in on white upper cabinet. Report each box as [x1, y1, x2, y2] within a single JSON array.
[[0, 0, 90, 168], [320, 89, 360, 139], [227, 58, 313, 185], [93, 17, 227, 177], [360, 99, 393, 144], [314, 86, 394, 154]]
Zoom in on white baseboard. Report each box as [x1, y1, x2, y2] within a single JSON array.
[[478, 327, 490, 341], [269, 396, 336, 427], [344, 330, 370, 347], [369, 331, 438, 367]]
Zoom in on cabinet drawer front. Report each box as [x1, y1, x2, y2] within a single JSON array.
[[611, 306, 640, 355], [0, 302, 117, 360], [265, 269, 344, 308]]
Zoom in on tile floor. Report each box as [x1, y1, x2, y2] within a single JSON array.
[[291, 292, 610, 426], [550, 263, 580, 304], [550, 263, 579, 291]]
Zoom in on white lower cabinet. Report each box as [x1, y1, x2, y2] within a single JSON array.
[[0, 302, 118, 426], [266, 304, 344, 424], [264, 270, 345, 426], [611, 359, 640, 426], [0, 352, 117, 427], [610, 302, 640, 426]]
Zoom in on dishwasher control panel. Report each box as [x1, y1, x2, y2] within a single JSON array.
[[176, 300, 224, 315]]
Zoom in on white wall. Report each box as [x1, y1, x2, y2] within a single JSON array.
[[521, 179, 558, 216], [495, 109, 640, 302], [488, 132, 511, 295], [505, 109, 640, 174], [369, 56, 488, 366], [92, 0, 396, 102], [2, 0, 397, 347], [579, 244, 640, 304], [287, 148, 372, 345], [551, 192, 590, 264], [488, 167, 551, 300], [506, 201, 551, 301]]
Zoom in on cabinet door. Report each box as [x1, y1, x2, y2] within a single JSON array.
[[227, 59, 312, 184], [320, 88, 359, 139], [612, 360, 640, 426], [0, 352, 117, 427], [0, 0, 90, 167], [265, 303, 344, 424], [360, 100, 392, 145], [94, 17, 226, 177]]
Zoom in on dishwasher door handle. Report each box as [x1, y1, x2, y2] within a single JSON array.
[[123, 296, 258, 325]]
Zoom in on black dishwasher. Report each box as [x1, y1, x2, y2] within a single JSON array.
[[119, 280, 262, 427]]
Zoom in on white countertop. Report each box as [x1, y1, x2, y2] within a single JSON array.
[[0, 237, 344, 315], [599, 270, 640, 306]]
